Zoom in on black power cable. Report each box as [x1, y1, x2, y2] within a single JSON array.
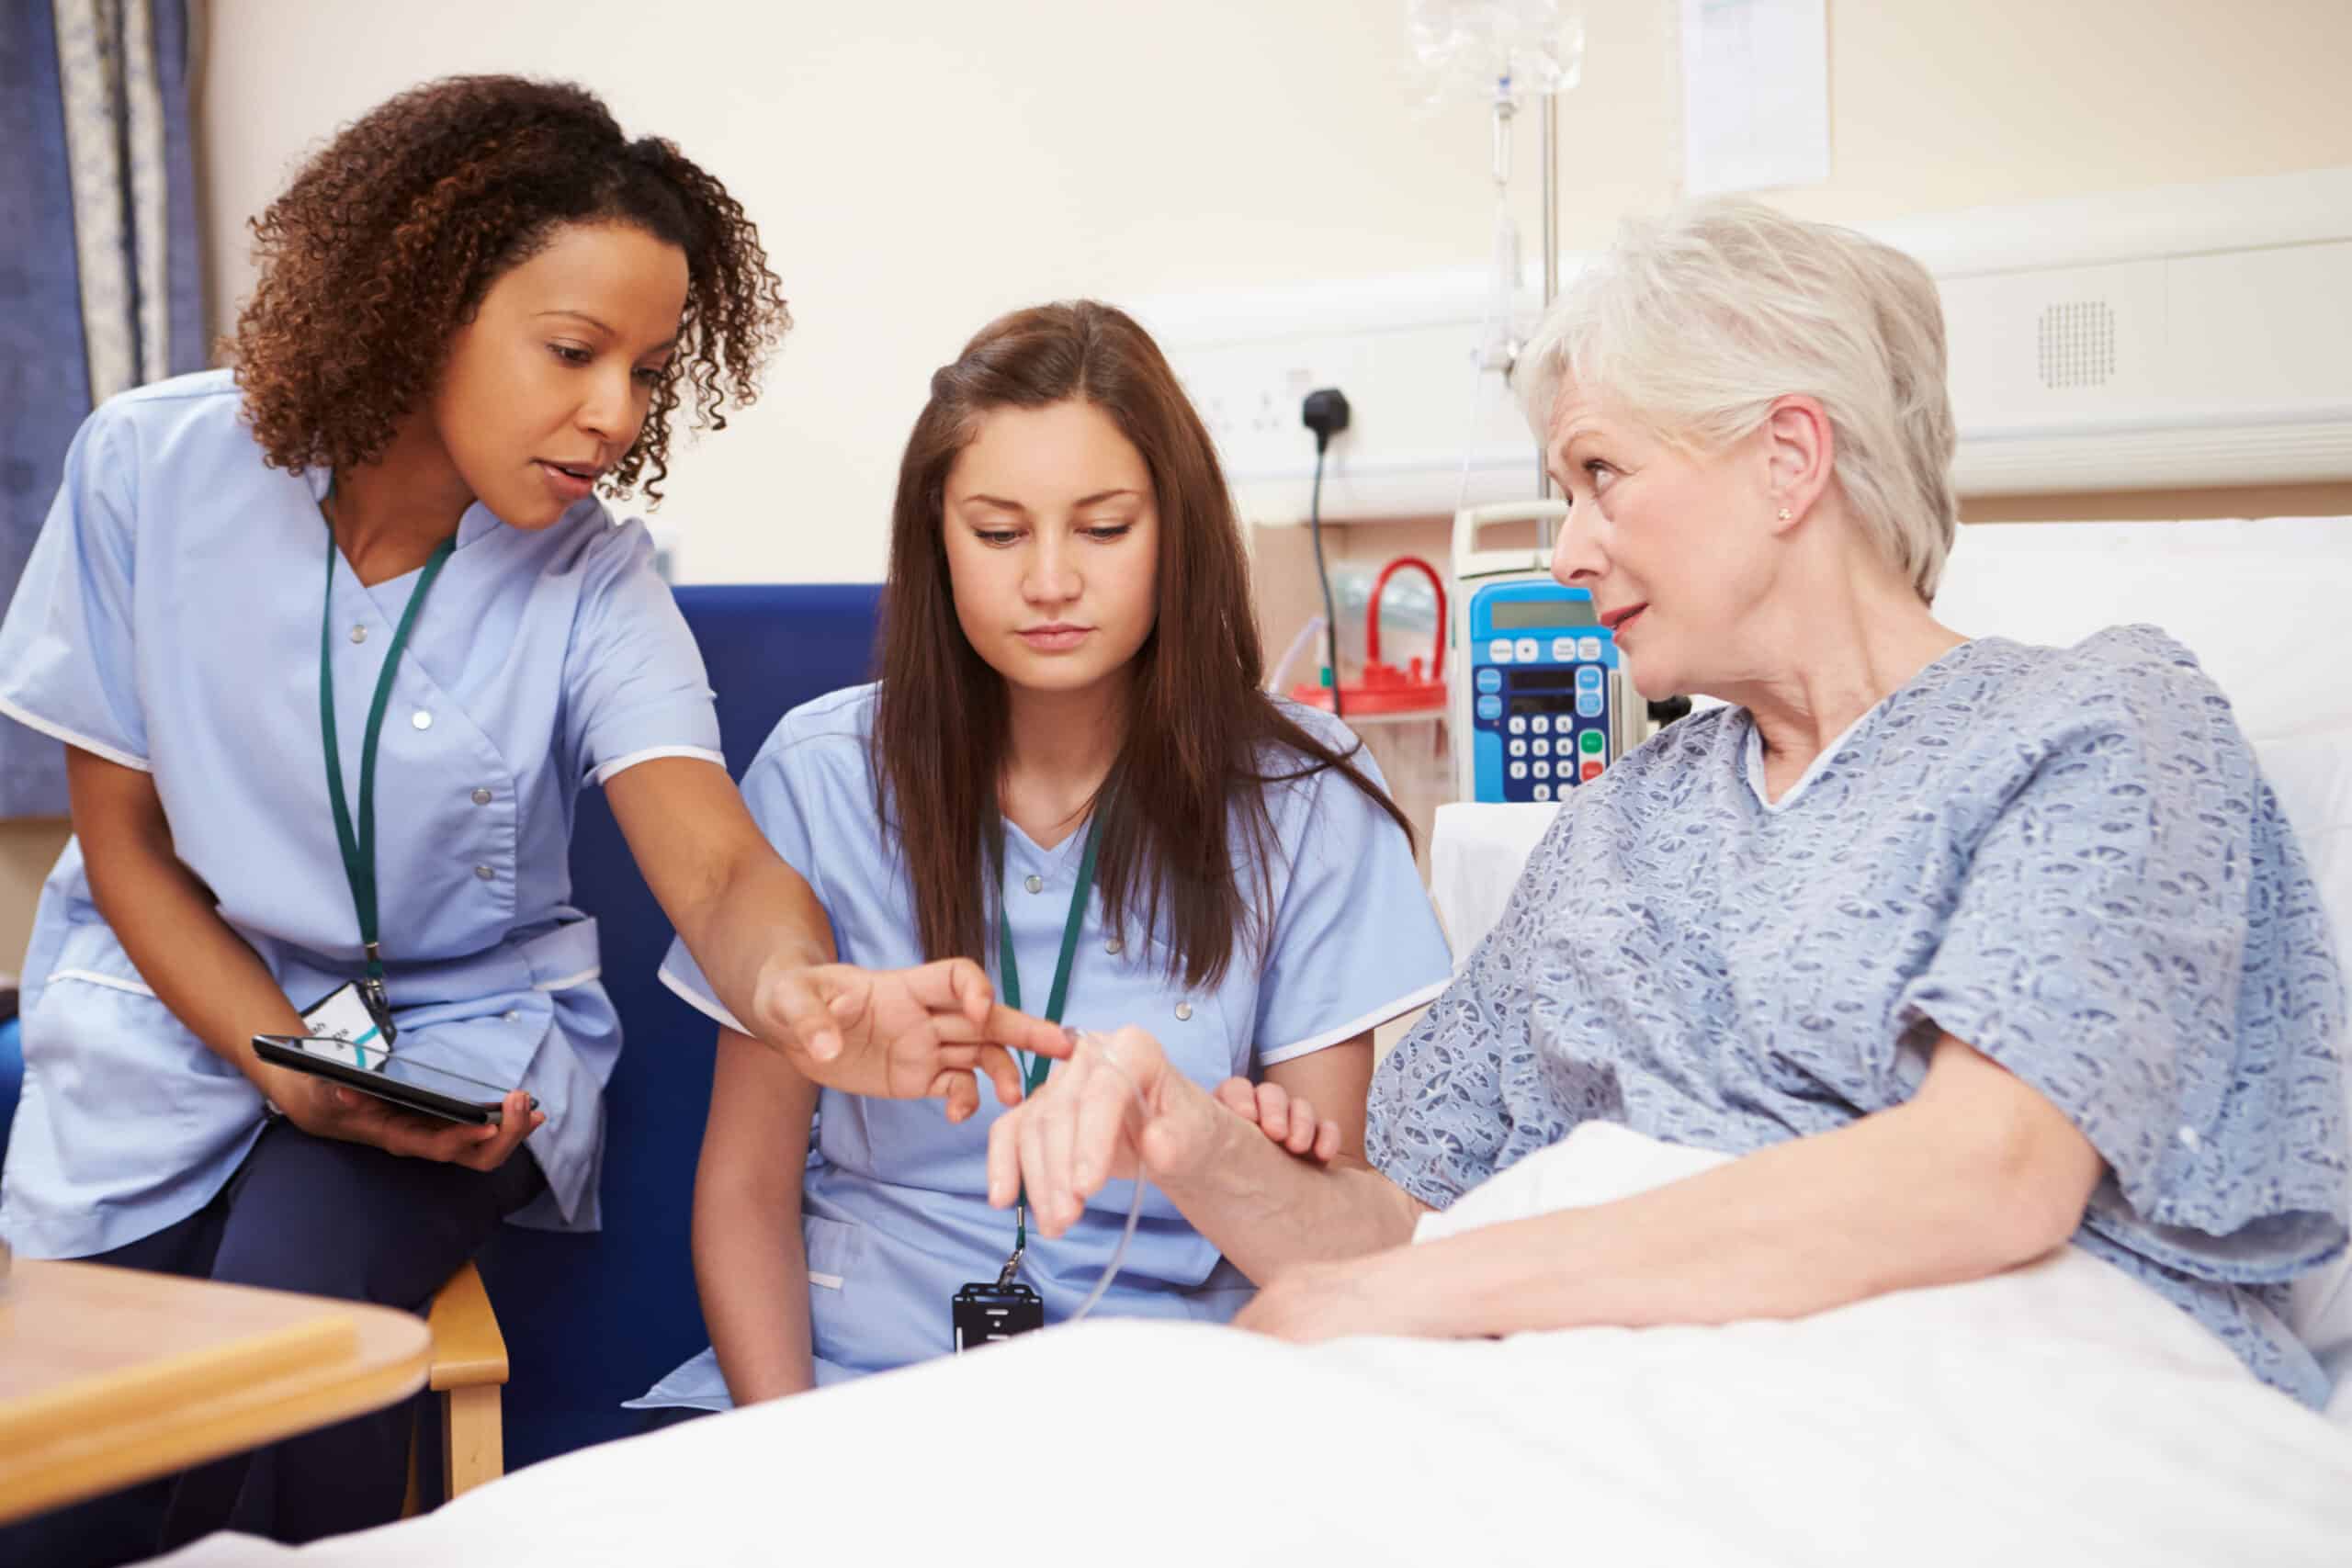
[[1300, 388, 1351, 721]]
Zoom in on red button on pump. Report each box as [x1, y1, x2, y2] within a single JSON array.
[[1581, 759, 1605, 782]]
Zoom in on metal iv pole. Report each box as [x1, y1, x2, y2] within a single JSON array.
[[1536, 93, 1559, 543]]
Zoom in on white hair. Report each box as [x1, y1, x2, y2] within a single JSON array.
[[1517, 197, 1959, 601]]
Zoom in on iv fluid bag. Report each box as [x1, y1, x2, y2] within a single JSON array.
[[1408, 0, 1586, 107]]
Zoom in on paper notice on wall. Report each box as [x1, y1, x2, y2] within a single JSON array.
[[1679, 0, 1830, 196]]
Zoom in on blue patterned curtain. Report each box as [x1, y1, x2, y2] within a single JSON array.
[[0, 0, 203, 817]]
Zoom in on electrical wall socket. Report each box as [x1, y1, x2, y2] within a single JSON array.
[[1134, 267, 1550, 527]]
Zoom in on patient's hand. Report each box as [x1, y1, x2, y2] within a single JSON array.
[[1213, 1077, 1343, 1165], [988, 1027, 1228, 1238]]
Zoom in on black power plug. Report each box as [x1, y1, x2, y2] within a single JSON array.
[[1302, 387, 1351, 453], [1299, 388, 1351, 717]]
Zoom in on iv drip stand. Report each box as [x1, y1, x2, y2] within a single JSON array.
[[1536, 92, 1559, 543]]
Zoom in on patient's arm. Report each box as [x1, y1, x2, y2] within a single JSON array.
[[1237, 1032, 2104, 1342], [989, 1028, 1429, 1285], [693, 1027, 821, 1404]]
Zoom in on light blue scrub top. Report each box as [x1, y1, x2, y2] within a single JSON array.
[[633, 682, 1453, 1404], [0, 370, 725, 1257]]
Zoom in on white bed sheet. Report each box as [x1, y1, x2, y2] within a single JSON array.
[[164, 1124, 2352, 1568]]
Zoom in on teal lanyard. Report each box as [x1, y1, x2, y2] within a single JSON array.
[[996, 815, 1101, 1258], [320, 521, 456, 1030]]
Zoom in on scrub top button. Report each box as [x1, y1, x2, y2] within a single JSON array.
[[474, 863, 494, 881], [413, 710, 434, 730], [1104, 937, 1124, 955], [1173, 1002, 1193, 1021], [349, 625, 368, 644], [503, 1010, 521, 1024], [471, 787, 492, 806], [1023, 874, 1045, 895]]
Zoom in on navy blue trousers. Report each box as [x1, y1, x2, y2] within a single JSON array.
[[1, 1120, 542, 1566]]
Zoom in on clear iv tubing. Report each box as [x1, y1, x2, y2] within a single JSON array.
[[1053, 1030, 1151, 1325], [1266, 613, 1326, 697], [1456, 79, 1519, 515]]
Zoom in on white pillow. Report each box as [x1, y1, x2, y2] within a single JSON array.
[[1931, 518, 2352, 742], [2255, 722, 2352, 1417]]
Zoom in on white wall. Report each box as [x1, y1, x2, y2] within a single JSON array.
[[199, 0, 1552, 581], [7, 0, 2343, 955], [197, 0, 2352, 585]]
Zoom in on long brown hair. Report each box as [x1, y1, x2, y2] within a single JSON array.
[[871, 300, 1412, 990]]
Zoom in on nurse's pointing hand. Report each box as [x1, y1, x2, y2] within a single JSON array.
[[751, 957, 1072, 1122]]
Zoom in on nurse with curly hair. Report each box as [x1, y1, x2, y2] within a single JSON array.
[[0, 74, 1064, 1563]]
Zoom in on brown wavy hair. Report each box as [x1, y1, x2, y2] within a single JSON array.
[[872, 301, 1413, 991], [228, 74, 788, 502]]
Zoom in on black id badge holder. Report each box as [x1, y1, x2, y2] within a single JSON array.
[[953, 1246, 1045, 1352]]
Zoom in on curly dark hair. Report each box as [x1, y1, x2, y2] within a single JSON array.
[[229, 74, 789, 502]]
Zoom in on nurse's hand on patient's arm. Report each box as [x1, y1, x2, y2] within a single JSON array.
[[750, 957, 1072, 1124], [1214, 1078, 1344, 1165]]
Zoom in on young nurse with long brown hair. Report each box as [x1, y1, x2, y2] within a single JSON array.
[[637, 301, 1452, 1406]]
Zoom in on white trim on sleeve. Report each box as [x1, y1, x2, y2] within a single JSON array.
[[47, 966, 157, 998], [588, 745, 729, 788], [533, 966, 603, 993], [1255, 976, 1451, 1067], [658, 961, 749, 1035], [0, 693, 150, 773]]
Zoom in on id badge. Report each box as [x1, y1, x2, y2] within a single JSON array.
[[952, 1280, 1044, 1351], [299, 982, 392, 1069]]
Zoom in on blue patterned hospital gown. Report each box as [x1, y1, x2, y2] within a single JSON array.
[[1370, 627, 2349, 1406]]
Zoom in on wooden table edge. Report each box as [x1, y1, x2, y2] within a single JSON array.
[[0, 1307, 433, 1524]]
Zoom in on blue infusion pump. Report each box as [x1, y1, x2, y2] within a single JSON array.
[[1464, 581, 1617, 803]]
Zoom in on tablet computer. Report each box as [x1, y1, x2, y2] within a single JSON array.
[[252, 1034, 534, 1126]]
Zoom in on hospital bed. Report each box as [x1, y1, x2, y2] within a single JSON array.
[[158, 518, 2352, 1564]]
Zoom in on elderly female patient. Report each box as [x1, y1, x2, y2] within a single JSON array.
[[991, 195, 2348, 1409]]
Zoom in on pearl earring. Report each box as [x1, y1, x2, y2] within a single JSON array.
[[1775, 507, 1792, 521]]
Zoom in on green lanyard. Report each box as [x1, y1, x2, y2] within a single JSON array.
[[320, 521, 456, 1036], [995, 815, 1101, 1258]]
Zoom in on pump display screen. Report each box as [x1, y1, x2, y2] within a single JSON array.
[[1485, 598, 1599, 629]]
